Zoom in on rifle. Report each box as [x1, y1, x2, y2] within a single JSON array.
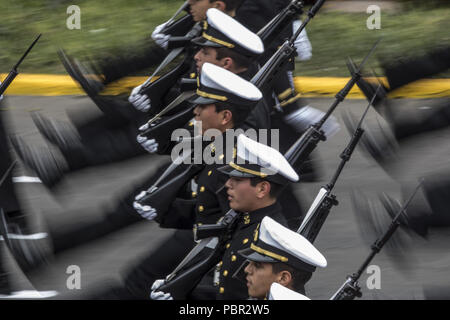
[[298, 86, 382, 243], [0, 35, 41, 96], [283, 38, 381, 167], [330, 182, 423, 300], [136, 137, 205, 217], [257, 0, 304, 49], [159, 1, 193, 35], [251, 0, 326, 91], [157, 209, 242, 300], [139, 79, 196, 136]]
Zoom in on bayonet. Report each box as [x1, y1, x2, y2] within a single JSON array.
[[0, 35, 41, 96]]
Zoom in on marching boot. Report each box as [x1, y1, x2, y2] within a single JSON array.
[[10, 136, 68, 189], [355, 76, 388, 113], [350, 190, 413, 273], [0, 210, 50, 274], [379, 193, 429, 238], [341, 108, 398, 170], [32, 112, 80, 149], [58, 49, 104, 98], [31, 112, 85, 160], [0, 256, 12, 296]]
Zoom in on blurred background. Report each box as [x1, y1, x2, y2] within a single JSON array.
[[0, 0, 449, 76]]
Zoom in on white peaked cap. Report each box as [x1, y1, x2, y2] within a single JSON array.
[[268, 283, 311, 301], [237, 134, 299, 182], [201, 63, 262, 101], [238, 216, 327, 272], [259, 216, 327, 268], [204, 8, 264, 55]]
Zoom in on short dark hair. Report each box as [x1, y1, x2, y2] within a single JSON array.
[[272, 262, 313, 295], [249, 177, 284, 198], [215, 47, 252, 70], [214, 102, 249, 127], [209, 0, 244, 11]]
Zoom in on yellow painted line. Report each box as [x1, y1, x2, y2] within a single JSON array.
[[1, 74, 449, 98], [295, 77, 450, 98]]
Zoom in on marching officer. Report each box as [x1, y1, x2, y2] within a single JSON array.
[[101, 62, 264, 299]]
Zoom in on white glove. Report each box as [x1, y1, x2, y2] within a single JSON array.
[[284, 105, 341, 138], [129, 85, 152, 112], [292, 20, 312, 61], [152, 22, 170, 50], [150, 279, 173, 300], [137, 135, 159, 153], [133, 192, 157, 221]]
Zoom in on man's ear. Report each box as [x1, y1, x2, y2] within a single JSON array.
[[256, 181, 272, 199], [220, 57, 234, 70], [277, 271, 293, 288], [214, 1, 227, 12], [220, 109, 233, 126]]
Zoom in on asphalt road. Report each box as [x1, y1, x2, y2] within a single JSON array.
[[1, 95, 450, 300]]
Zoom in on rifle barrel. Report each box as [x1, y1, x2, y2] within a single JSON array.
[[0, 161, 17, 188], [290, 0, 326, 45], [14, 34, 41, 70]]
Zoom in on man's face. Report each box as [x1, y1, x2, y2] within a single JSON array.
[[193, 104, 224, 135], [225, 177, 259, 212], [244, 261, 279, 299], [194, 47, 221, 72], [188, 0, 216, 22]]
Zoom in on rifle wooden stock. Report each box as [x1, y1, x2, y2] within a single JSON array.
[[138, 163, 204, 221], [300, 193, 338, 243], [161, 14, 195, 36], [251, 41, 296, 90], [194, 224, 228, 241], [159, 244, 225, 300], [141, 56, 192, 114], [140, 104, 195, 141]]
